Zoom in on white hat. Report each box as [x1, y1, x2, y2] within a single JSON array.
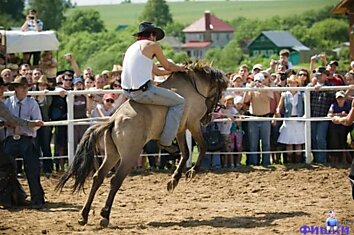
[[234, 95, 244, 104], [351, 61, 354, 68], [254, 73, 265, 82], [252, 64, 263, 71]]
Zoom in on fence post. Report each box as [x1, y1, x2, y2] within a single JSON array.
[[186, 130, 193, 168], [304, 88, 313, 164], [66, 92, 75, 165]]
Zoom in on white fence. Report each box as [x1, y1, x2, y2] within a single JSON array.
[[4, 85, 352, 166]]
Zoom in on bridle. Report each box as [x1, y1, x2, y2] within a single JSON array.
[[186, 69, 224, 125]]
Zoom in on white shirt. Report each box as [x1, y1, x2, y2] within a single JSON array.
[[121, 40, 153, 90]]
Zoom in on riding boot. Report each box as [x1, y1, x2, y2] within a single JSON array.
[[159, 144, 178, 154]]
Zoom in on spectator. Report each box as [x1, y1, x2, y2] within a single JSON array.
[[326, 60, 343, 86], [4, 76, 45, 208], [327, 91, 351, 167], [217, 95, 237, 169], [32, 68, 42, 83], [230, 74, 244, 97], [91, 93, 115, 118], [1, 68, 13, 84], [243, 73, 272, 166], [275, 75, 305, 163], [50, 72, 71, 172], [21, 9, 43, 65], [251, 64, 263, 76], [345, 71, 354, 99], [238, 64, 250, 85], [297, 69, 311, 87], [19, 64, 30, 76], [110, 64, 122, 83], [308, 67, 335, 164], [34, 75, 53, 177], [39, 51, 57, 85], [72, 77, 89, 152], [0, 76, 43, 207], [232, 95, 244, 167]]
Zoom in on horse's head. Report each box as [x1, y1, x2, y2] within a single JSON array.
[[187, 61, 229, 125]]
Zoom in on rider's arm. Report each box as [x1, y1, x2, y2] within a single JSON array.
[[151, 43, 185, 72], [152, 64, 172, 76]]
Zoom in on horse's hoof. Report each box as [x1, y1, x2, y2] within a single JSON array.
[[167, 178, 178, 192], [100, 218, 109, 228], [78, 217, 87, 225], [185, 168, 196, 181]]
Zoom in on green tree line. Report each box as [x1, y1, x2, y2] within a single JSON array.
[[0, 0, 350, 73]]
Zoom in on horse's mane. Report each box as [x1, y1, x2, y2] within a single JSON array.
[[185, 60, 226, 85]]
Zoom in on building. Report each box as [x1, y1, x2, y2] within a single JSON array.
[[182, 11, 234, 58], [247, 31, 311, 65]]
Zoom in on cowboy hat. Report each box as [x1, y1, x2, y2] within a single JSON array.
[[37, 75, 48, 84], [11, 76, 29, 86], [132, 22, 165, 41], [112, 64, 123, 73]]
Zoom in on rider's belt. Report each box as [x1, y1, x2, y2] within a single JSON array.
[[123, 80, 150, 92]]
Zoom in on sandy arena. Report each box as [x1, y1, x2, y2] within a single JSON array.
[[1, 166, 354, 235]]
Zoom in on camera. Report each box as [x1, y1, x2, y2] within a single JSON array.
[[279, 72, 288, 81], [314, 54, 321, 61]]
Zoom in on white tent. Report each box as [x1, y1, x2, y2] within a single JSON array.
[[0, 30, 60, 53]]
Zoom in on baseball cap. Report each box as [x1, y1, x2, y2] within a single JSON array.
[[335, 90, 345, 98], [252, 64, 263, 71], [327, 60, 339, 66], [73, 77, 84, 85], [103, 93, 115, 101], [254, 73, 265, 82], [313, 67, 330, 76]]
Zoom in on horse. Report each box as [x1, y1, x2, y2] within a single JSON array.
[[55, 61, 229, 227]]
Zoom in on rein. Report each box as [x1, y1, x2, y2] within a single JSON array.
[[185, 69, 223, 124]]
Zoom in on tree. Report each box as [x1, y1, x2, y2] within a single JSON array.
[[0, 0, 24, 21], [139, 0, 173, 27], [28, 0, 67, 30], [61, 9, 105, 34]]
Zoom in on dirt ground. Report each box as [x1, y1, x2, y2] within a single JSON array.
[[1, 166, 354, 235]]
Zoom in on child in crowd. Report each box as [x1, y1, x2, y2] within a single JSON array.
[[327, 90, 351, 167], [231, 95, 244, 167], [218, 95, 237, 168]]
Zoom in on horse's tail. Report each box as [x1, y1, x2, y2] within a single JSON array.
[[55, 121, 115, 193]]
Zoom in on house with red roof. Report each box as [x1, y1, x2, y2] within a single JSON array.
[[182, 11, 234, 58]]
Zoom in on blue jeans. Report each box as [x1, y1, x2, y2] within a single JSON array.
[[200, 154, 221, 170], [124, 82, 185, 146], [4, 137, 44, 205], [248, 121, 271, 166], [311, 121, 329, 163], [36, 126, 52, 174]]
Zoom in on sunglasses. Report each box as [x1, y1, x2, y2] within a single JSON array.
[[64, 79, 72, 81], [298, 73, 307, 76], [105, 99, 114, 103], [113, 83, 121, 87]]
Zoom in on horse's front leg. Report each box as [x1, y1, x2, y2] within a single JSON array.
[[185, 126, 207, 180], [167, 131, 189, 192]]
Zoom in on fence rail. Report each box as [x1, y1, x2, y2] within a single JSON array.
[[4, 85, 353, 166]]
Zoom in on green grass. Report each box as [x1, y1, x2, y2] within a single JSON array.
[[71, 0, 339, 30]]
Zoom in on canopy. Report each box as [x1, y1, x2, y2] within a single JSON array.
[[0, 30, 60, 53]]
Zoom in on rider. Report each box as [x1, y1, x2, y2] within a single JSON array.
[[121, 22, 185, 152]]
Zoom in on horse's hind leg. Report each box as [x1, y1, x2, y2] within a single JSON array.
[[99, 147, 142, 228], [185, 125, 207, 180], [167, 131, 189, 192], [79, 130, 120, 225]]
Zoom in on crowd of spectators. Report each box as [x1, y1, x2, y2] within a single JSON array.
[[1, 29, 354, 178]]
